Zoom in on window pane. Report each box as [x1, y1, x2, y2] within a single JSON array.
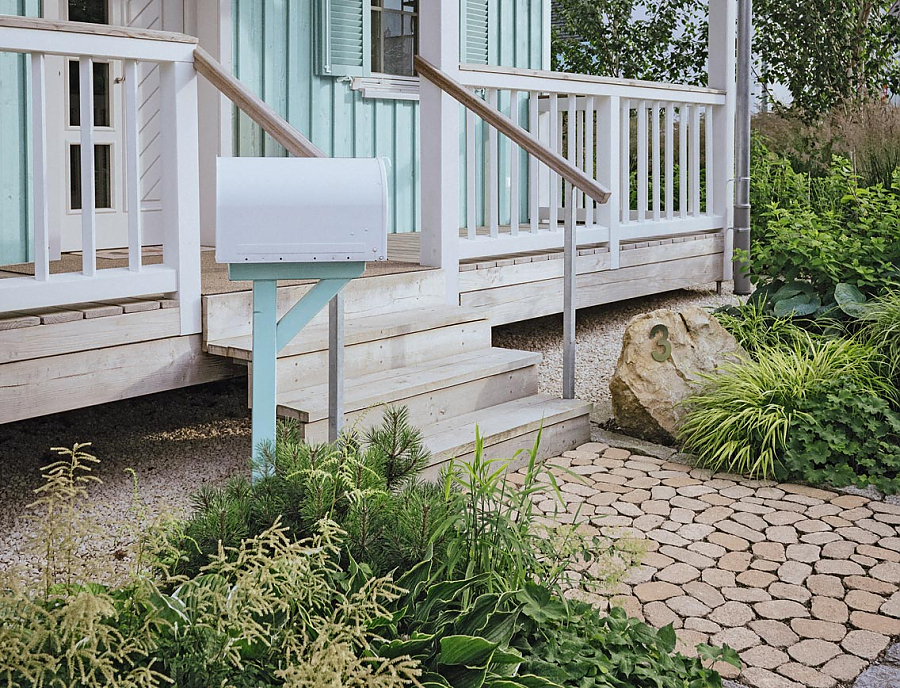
[[371, 10, 382, 73], [69, 61, 111, 128], [382, 11, 416, 76], [70, 144, 113, 210], [68, 0, 108, 24]]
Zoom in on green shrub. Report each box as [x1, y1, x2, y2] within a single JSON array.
[[747, 138, 900, 296], [859, 289, 900, 381], [679, 335, 888, 478], [434, 429, 644, 597], [781, 379, 900, 494], [377, 551, 740, 688], [166, 407, 451, 579]]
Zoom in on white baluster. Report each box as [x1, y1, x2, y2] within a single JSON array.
[[528, 91, 539, 233], [620, 99, 630, 227], [637, 100, 647, 223], [705, 105, 714, 215], [598, 95, 621, 269], [679, 104, 688, 219], [466, 107, 477, 240], [79, 57, 96, 277], [548, 92, 558, 231], [509, 89, 519, 236], [691, 104, 701, 216], [124, 59, 142, 272], [652, 101, 661, 222], [665, 104, 674, 221], [567, 93, 576, 230], [584, 95, 594, 228], [486, 88, 499, 238], [30, 53, 49, 282]]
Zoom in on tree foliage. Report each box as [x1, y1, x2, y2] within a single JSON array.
[[551, 0, 709, 85], [753, 0, 900, 115]]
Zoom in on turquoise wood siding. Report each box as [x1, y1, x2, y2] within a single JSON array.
[[232, 0, 545, 234], [0, 0, 39, 265]]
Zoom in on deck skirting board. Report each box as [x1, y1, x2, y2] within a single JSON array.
[[0, 335, 241, 425], [0, 307, 182, 365], [459, 234, 723, 293], [460, 250, 724, 325]]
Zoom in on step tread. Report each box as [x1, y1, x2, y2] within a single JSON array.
[[277, 347, 541, 423], [206, 305, 487, 361], [422, 395, 592, 459]]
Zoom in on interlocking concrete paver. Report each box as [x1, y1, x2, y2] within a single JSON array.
[[510, 443, 900, 688]]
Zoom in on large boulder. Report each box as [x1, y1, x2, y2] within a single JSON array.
[[609, 306, 746, 444]]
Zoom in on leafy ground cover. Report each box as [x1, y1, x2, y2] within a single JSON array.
[[681, 132, 900, 494], [0, 416, 739, 688]]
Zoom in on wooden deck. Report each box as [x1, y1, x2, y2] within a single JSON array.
[[0, 229, 724, 430], [387, 230, 725, 325]]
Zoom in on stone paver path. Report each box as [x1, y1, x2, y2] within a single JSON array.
[[506, 441, 900, 688]]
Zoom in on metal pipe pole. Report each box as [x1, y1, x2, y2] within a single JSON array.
[[328, 292, 344, 442], [733, 0, 753, 295], [563, 185, 576, 400]]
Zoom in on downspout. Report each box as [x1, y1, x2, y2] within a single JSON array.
[[733, 0, 752, 295]]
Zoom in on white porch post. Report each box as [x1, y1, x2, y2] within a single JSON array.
[[709, 0, 737, 281], [193, 0, 233, 247], [419, 0, 460, 304], [160, 60, 202, 334]]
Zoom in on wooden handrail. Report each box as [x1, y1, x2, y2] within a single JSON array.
[[0, 15, 197, 43], [415, 55, 611, 205], [194, 46, 325, 159]]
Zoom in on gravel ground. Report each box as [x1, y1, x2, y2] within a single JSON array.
[[0, 377, 251, 578], [0, 284, 737, 577], [494, 282, 739, 421]]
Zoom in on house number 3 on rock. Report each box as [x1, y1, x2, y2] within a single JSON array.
[[650, 324, 672, 362]]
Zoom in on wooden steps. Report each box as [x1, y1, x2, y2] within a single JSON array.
[[277, 347, 541, 443], [420, 395, 592, 479]]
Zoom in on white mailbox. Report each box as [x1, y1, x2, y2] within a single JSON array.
[[216, 157, 388, 264]]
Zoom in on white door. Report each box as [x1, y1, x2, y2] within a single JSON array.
[[46, 0, 131, 253]]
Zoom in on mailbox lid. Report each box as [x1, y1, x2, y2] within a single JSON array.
[[216, 157, 388, 264]]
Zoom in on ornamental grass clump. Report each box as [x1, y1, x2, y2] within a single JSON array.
[[679, 335, 889, 479], [859, 289, 900, 382]]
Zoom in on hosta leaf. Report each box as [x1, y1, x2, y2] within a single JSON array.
[[440, 635, 498, 666], [441, 662, 489, 688], [773, 293, 821, 317], [834, 282, 868, 317], [377, 632, 437, 659]]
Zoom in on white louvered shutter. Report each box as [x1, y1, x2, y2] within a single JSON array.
[[317, 0, 370, 77], [464, 0, 489, 64]]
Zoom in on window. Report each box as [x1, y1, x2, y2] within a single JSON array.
[[67, 0, 108, 24], [70, 144, 113, 210], [371, 0, 418, 77]]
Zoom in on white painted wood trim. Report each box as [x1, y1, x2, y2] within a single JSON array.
[[124, 59, 143, 273], [0, 266, 178, 312], [458, 226, 610, 260], [509, 90, 520, 236], [679, 104, 688, 219], [418, 0, 460, 302], [351, 74, 420, 100], [79, 56, 97, 277], [665, 104, 674, 221], [466, 107, 477, 240], [460, 65, 727, 104], [30, 52, 50, 282], [159, 60, 202, 334], [597, 95, 620, 269], [486, 87, 499, 238], [528, 92, 539, 233], [652, 101, 661, 222], [636, 101, 647, 223], [0, 24, 196, 62], [584, 95, 594, 228]]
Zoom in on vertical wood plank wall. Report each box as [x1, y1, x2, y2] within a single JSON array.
[[231, 0, 545, 235], [0, 0, 39, 265]]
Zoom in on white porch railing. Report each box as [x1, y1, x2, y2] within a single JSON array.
[[456, 64, 729, 265], [0, 17, 201, 334]]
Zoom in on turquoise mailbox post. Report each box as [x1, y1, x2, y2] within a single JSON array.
[[217, 157, 389, 479]]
